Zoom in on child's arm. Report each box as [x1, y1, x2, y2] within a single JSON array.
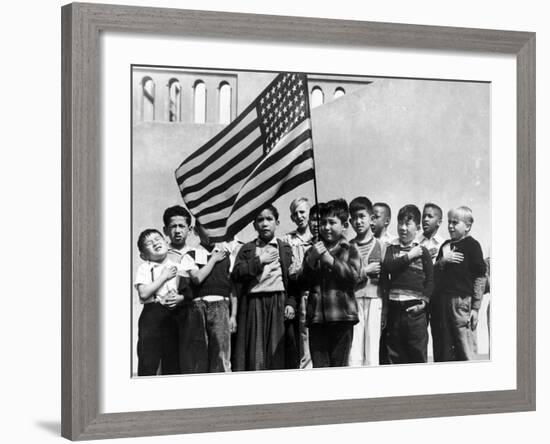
[[329, 243, 361, 286], [469, 240, 488, 326], [379, 262, 390, 330], [382, 245, 423, 273], [188, 250, 227, 285], [229, 282, 238, 334], [136, 265, 177, 303], [421, 246, 435, 303]]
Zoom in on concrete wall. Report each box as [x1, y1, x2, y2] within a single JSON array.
[[133, 75, 490, 253], [312, 78, 491, 252]]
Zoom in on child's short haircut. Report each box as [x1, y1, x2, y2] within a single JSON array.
[[397, 204, 421, 225], [423, 202, 443, 219], [309, 203, 320, 218], [162, 205, 192, 227], [349, 196, 373, 215], [320, 198, 349, 223], [137, 228, 164, 254], [449, 206, 474, 226], [373, 202, 392, 219], [255, 203, 279, 221], [289, 197, 310, 214]]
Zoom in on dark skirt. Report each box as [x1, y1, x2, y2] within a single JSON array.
[[233, 291, 287, 371]]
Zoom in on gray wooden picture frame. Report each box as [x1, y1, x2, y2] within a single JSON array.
[[61, 2, 536, 440]]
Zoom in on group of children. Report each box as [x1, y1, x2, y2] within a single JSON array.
[[135, 197, 488, 376]]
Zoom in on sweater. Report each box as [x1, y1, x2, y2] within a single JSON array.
[[382, 242, 434, 303], [434, 236, 487, 305], [186, 247, 232, 299]]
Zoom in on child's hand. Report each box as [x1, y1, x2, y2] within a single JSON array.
[[160, 265, 178, 281], [406, 300, 426, 314], [163, 290, 183, 309], [284, 305, 295, 320], [364, 261, 381, 276], [311, 241, 329, 263], [259, 248, 279, 265], [407, 246, 423, 260], [211, 249, 227, 263], [319, 251, 334, 267], [442, 249, 464, 264], [229, 315, 237, 334]]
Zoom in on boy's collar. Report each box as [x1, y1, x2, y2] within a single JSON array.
[[353, 231, 374, 245], [418, 232, 443, 243], [256, 237, 278, 247], [147, 255, 170, 266], [288, 228, 312, 242], [391, 238, 420, 248], [326, 235, 349, 250], [168, 243, 189, 254]]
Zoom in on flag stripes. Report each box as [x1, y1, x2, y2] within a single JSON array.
[[175, 72, 315, 242]]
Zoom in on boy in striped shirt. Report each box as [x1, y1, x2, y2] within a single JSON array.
[[348, 197, 385, 367]]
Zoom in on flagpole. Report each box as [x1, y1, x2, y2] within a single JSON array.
[[303, 74, 321, 240]]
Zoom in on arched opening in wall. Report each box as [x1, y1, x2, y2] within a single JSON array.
[[168, 79, 182, 122], [142, 77, 155, 121], [334, 87, 346, 100], [218, 82, 231, 124], [311, 86, 324, 109], [194, 80, 207, 124]]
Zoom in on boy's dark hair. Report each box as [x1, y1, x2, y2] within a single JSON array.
[[137, 228, 164, 254], [373, 202, 391, 220], [309, 203, 320, 217], [320, 198, 349, 223], [254, 203, 279, 221], [423, 202, 443, 219], [349, 196, 373, 215], [397, 204, 421, 225], [162, 205, 192, 227]]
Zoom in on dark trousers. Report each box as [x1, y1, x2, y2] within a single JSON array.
[[137, 303, 180, 376], [309, 324, 354, 367], [384, 300, 428, 364], [431, 293, 477, 361], [178, 298, 231, 373]]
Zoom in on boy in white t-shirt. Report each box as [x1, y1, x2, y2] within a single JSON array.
[[134, 228, 186, 376]]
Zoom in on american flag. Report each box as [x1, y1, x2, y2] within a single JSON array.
[[175, 72, 315, 242]]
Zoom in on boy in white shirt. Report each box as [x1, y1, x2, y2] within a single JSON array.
[[134, 228, 185, 376]]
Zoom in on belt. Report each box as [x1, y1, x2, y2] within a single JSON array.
[[389, 299, 423, 310]]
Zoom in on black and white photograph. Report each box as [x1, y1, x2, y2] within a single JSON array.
[[132, 66, 491, 376]]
